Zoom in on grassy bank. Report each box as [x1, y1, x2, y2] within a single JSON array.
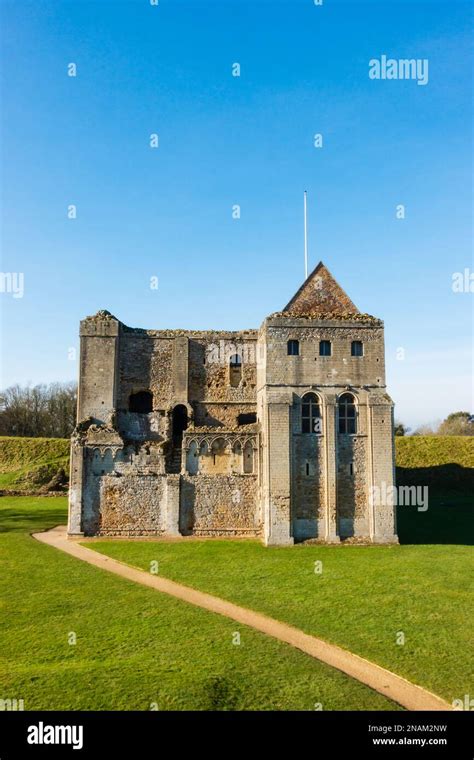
[[0, 437, 69, 492]]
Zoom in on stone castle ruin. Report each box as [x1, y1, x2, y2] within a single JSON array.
[[68, 262, 398, 545]]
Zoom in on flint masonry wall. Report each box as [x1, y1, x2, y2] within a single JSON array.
[[180, 474, 259, 536], [337, 435, 368, 537], [291, 425, 325, 539]]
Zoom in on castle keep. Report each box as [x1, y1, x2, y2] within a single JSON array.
[[68, 262, 398, 545]]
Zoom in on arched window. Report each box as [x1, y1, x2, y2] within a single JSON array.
[[338, 393, 357, 434], [351, 341, 363, 357], [287, 339, 299, 356], [129, 391, 153, 413], [301, 392, 322, 434], [229, 354, 242, 387]]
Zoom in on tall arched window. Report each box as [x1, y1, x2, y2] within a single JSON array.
[[338, 393, 357, 434], [229, 354, 242, 387], [301, 392, 322, 434]]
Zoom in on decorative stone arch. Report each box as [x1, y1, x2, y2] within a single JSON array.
[[199, 440, 209, 456], [210, 436, 228, 453], [232, 439, 243, 454], [230, 438, 243, 474], [243, 440, 255, 473], [91, 446, 115, 475]]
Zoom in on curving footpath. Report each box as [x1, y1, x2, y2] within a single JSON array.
[[34, 525, 452, 712]]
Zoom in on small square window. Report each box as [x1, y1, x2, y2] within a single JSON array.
[[319, 340, 331, 356], [351, 341, 363, 357], [287, 339, 299, 356]]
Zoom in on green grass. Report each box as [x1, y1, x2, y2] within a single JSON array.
[[88, 525, 473, 705], [0, 437, 69, 491], [0, 497, 398, 711]]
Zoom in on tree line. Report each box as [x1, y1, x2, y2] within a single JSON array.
[[395, 412, 474, 437], [0, 383, 77, 438]]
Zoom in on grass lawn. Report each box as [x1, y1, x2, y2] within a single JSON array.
[[88, 498, 473, 705], [0, 497, 399, 711]]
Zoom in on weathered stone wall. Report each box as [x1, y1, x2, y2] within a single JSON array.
[[117, 411, 167, 441], [117, 332, 174, 411], [180, 474, 259, 536], [78, 313, 120, 424], [262, 318, 386, 390], [193, 402, 257, 428], [116, 332, 258, 431], [99, 475, 167, 535], [188, 336, 257, 403], [292, 434, 325, 538], [337, 435, 368, 537]]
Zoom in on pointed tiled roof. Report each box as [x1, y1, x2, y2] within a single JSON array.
[[282, 261, 359, 316]]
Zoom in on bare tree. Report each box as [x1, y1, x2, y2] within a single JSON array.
[[0, 382, 77, 438]]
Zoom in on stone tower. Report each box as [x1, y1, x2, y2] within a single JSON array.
[[68, 262, 398, 545]]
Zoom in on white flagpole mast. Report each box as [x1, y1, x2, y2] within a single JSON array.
[[304, 190, 308, 279]]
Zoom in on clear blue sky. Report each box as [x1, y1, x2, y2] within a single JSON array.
[[1, 0, 472, 429]]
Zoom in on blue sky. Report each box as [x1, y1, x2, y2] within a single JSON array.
[[1, 0, 472, 428]]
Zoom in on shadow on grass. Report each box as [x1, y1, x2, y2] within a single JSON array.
[[396, 468, 473, 546], [0, 507, 67, 534]]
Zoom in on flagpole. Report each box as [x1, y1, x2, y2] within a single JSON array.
[[304, 190, 308, 279]]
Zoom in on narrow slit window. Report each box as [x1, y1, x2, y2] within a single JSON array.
[[229, 354, 242, 387]]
